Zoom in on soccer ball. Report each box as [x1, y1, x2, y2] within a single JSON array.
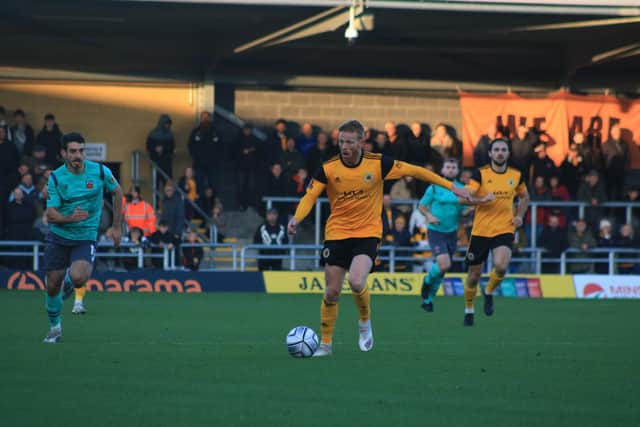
[[286, 326, 319, 358]]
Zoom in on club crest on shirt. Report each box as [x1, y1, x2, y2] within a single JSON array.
[[507, 179, 515, 186], [86, 180, 94, 189], [363, 172, 373, 183]]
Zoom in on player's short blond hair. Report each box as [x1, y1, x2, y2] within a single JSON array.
[[338, 119, 365, 140]]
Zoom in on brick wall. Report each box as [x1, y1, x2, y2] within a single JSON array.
[[235, 89, 462, 134]]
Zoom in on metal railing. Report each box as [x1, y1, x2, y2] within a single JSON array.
[[131, 150, 217, 243], [1, 240, 638, 275]]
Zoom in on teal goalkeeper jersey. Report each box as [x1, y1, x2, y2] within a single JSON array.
[[419, 180, 466, 233], [47, 160, 119, 241]]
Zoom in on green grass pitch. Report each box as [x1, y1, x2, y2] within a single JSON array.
[[0, 290, 638, 427]]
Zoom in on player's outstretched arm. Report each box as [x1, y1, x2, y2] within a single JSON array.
[[288, 179, 326, 235], [458, 192, 495, 205], [45, 207, 89, 224], [385, 159, 471, 201]]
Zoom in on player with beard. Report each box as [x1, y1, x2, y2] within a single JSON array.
[[462, 139, 530, 326]]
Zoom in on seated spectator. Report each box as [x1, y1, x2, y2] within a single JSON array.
[[540, 214, 568, 273], [10, 172, 38, 205], [182, 229, 203, 271], [149, 220, 180, 269], [11, 109, 35, 158], [253, 208, 288, 271], [35, 113, 62, 167], [567, 218, 596, 274], [296, 123, 317, 159], [160, 181, 185, 239], [120, 227, 148, 270], [577, 170, 607, 230], [385, 215, 412, 271], [595, 219, 614, 274], [123, 186, 157, 237], [6, 187, 36, 269], [209, 205, 226, 243], [281, 137, 306, 177], [614, 224, 639, 274]]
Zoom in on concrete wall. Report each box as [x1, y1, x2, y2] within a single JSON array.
[[235, 89, 461, 133], [0, 80, 197, 191]]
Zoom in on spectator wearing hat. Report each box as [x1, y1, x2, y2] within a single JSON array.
[[253, 208, 288, 271], [36, 113, 63, 167], [577, 170, 607, 230], [11, 109, 35, 158], [146, 114, 175, 189]]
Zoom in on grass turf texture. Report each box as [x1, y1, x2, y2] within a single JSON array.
[[0, 290, 638, 427]]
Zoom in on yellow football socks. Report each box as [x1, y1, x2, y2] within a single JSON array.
[[320, 299, 338, 345], [352, 287, 370, 322], [464, 279, 477, 312], [74, 285, 86, 302], [486, 269, 506, 295]]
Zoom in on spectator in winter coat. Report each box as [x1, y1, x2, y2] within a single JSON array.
[[188, 111, 220, 189], [11, 109, 35, 158], [160, 181, 185, 238], [146, 114, 175, 188], [6, 187, 36, 269], [235, 124, 260, 211], [35, 113, 62, 167], [253, 208, 288, 271], [567, 218, 596, 274], [601, 124, 629, 201], [408, 122, 430, 166], [149, 220, 180, 268], [577, 170, 607, 229]]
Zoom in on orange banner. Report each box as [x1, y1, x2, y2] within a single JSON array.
[[460, 91, 640, 169]]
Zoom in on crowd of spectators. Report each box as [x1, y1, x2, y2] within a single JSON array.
[[0, 104, 637, 273]]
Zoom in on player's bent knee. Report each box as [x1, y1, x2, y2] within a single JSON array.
[[324, 287, 341, 302]]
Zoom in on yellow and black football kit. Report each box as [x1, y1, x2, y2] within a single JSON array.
[[465, 165, 527, 265], [293, 152, 454, 267]]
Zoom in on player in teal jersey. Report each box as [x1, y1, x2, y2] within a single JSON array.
[[42, 132, 123, 343], [418, 158, 494, 312]]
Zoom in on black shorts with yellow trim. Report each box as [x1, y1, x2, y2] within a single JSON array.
[[465, 233, 514, 266], [321, 237, 380, 271]]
